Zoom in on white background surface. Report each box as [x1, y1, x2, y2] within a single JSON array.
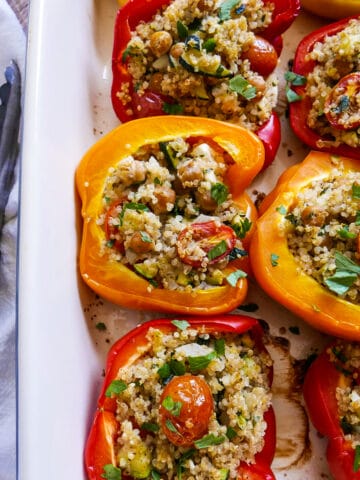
[[18, 1, 335, 479]]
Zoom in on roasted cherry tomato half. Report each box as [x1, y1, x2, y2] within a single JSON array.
[[242, 36, 278, 77], [176, 221, 236, 268], [159, 374, 214, 447], [324, 72, 360, 131], [131, 90, 177, 118]]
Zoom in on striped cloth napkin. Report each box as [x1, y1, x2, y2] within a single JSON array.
[[0, 1, 25, 479]]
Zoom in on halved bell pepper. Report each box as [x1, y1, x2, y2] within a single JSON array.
[[85, 315, 276, 480], [111, 0, 300, 169], [289, 16, 360, 161], [303, 341, 360, 480], [76, 116, 264, 315], [300, 0, 360, 20], [250, 150, 360, 340]]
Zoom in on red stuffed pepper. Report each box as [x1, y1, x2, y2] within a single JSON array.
[[85, 316, 276, 480], [111, 0, 300, 169], [303, 341, 360, 480], [288, 16, 360, 160]]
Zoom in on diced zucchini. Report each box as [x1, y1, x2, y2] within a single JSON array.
[[185, 34, 201, 50], [118, 442, 151, 479], [159, 141, 179, 168], [195, 80, 210, 100], [134, 262, 158, 279], [176, 272, 192, 286], [179, 48, 232, 78]]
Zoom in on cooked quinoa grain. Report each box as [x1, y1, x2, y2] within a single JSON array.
[[118, 0, 278, 130], [286, 161, 360, 304], [100, 137, 252, 290], [108, 326, 272, 479], [328, 342, 360, 450], [304, 19, 360, 148]]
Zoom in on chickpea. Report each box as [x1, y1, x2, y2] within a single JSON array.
[[128, 231, 154, 254], [177, 160, 203, 186], [151, 186, 176, 214], [148, 72, 164, 93], [249, 74, 267, 99], [242, 36, 278, 77], [195, 189, 218, 212], [117, 159, 147, 187], [149, 31, 173, 57], [169, 42, 185, 59], [301, 206, 328, 226]]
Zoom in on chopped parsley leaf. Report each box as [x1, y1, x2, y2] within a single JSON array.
[[229, 75, 257, 100], [286, 86, 302, 103], [162, 396, 182, 416], [101, 464, 121, 480], [172, 319, 190, 331], [105, 380, 127, 397], [208, 240, 228, 260], [176, 20, 189, 40], [324, 251, 360, 295], [276, 205, 287, 215], [354, 445, 360, 472], [352, 183, 360, 200], [211, 182, 228, 205], [194, 433, 226, 448], [284, 71, 307, 86], [270, 253, 279, 266], [226, 269, 247, 286], [142, 422, 160, 433], [188, 351, 217, 372], [218, 0, 242, 21]]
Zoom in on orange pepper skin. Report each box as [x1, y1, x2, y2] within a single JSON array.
[[85, 316, 276, 480], [76, 116, 264, 315], [250, 151, 360, 340]]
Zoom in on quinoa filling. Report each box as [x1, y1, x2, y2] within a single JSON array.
[[106, 326, 272, 480], [304, 18, 360, 149], [286, 161, 360, 304], [98, 137, 251, 291], [117, 0, 278, 130], [328, 342, 360, 452]]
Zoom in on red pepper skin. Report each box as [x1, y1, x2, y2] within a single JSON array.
[[111, 0, 299, 168], [85, 315, 276, 480], [289, 16, 360, 161], [303, 346, 360, 480]]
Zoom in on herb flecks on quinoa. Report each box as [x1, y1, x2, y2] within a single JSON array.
[[304, 18, 360, 149], [286, 162, 360, 304], [109, 327, 272, 480], [328, 342, 360, 452], [118, 0, 278, 130], [99, 137, 250, 291]]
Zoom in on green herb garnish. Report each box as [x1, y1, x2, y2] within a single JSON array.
[[177, 20, 189, 40], [105, 380, 127, 397], [229, 75, 257, 100], [203, 38, 216, 52], [142, 422, 160, 433], [163, 102, 183, 114], [214, 338, 225, 356], [157, 363, 171, 380], [151, 470, 161, 480], [162, 396, 182, 416], [231, 217, 252, 238], [119, 202, 149, 226], [165, 419, 180, 434], [218, 0, 242, 21], [169, 359, 186, 376], [276, 205, 287, 215], [228, 247, 248, 260], [194, 433, 226, 448], [285, 86, 302, 103], [354, 445, 360, 472], [211, 182, 229, 205], [188, 351, 217, 372], [101, 464, 122, 480], [95, 322, 107, 331], [226, 426, 237, 440], [172, 319, 190, 331], [352, 183, 360, 200], [324, 251, 360, 295], [226, 269, 247, 287], [270, 253, 279, 266], [337, 226, 356, 239], [284, 71, 307, 86], [208, 240, 228, 261]]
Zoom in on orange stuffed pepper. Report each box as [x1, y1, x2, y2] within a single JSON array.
[[76, 116, 264, 314], [250, 151, 360, 339]]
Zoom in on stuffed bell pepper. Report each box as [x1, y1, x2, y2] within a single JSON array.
[[85, 316, 276, 480], [300, 0, 360, 20], [288, 16, 360, 160], [303, 340, 360, 480], [250, 150, 360, 339], [111, 0, 300, 168], [76, 116, 264, 315]]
